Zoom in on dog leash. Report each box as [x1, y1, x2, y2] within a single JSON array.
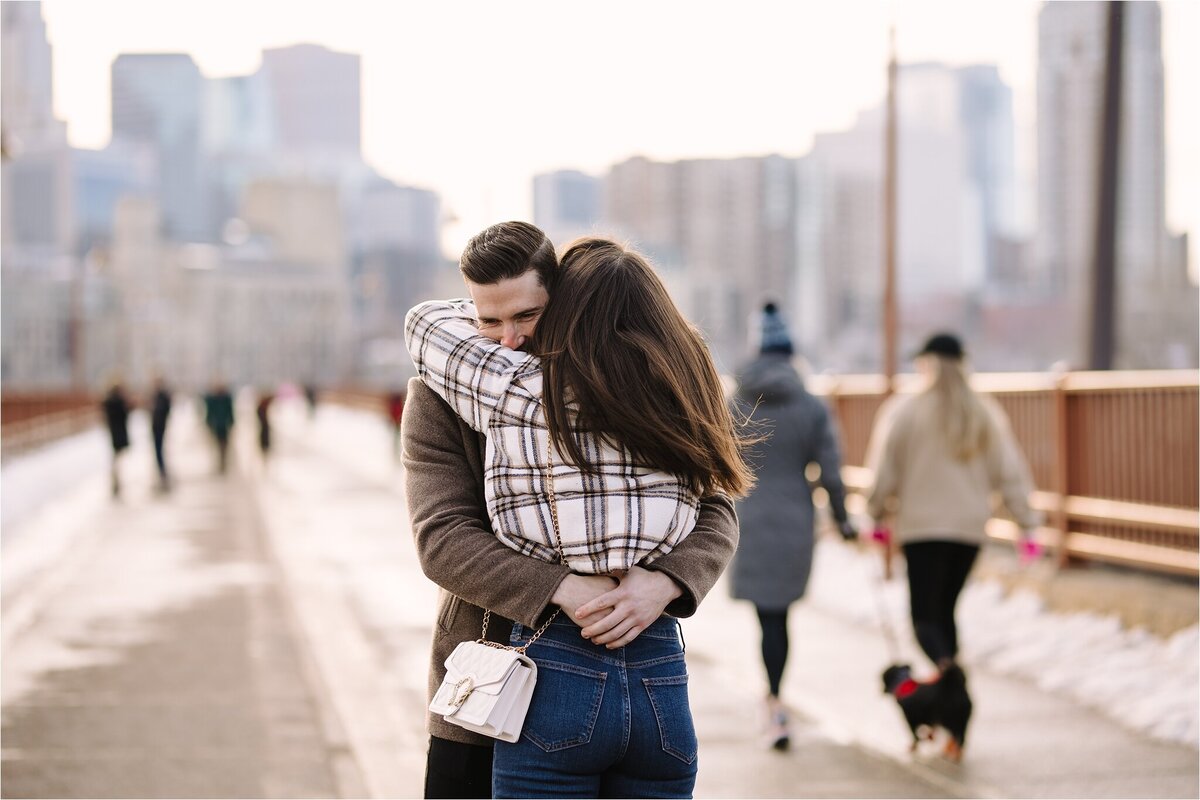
[[866, 526, 904, 663]]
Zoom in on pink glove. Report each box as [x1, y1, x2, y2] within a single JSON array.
[[1018, 537, 1042, 566]]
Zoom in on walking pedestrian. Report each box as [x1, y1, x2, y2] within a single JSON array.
[[101, 378, 131, 498], [729, 303, 857, 751], [386, 389, 405, 458], [149, 376, 172, 492], [256, 390, 273, 464], [866, 332, 1042, 672], [303, 382, 318, 419], [405, 227, 747, 799], [204, 382, 235, 475]]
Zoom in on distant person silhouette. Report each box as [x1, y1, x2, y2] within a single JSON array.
[[303, 382, 318, 419], [149, 376, 172, 492], [204, 383, 235, 475], [256, 390, 274, 464], [387, 389, 405, 458], [101, 379, 131, 498]]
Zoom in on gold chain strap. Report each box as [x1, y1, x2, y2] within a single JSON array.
[[477, 427, 568, 655]]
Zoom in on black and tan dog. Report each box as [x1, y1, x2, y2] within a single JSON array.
[[881, 663, 973, 761]]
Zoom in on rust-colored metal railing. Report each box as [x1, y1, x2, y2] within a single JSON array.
[[10, 371, 1197, 576], [1, 393, 101, 461], [812, 370, 1200, 576]]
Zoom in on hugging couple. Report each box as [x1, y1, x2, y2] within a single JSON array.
[[403, 221, 750, 799]]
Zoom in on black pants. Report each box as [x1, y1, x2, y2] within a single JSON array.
[[755, 607, 790, 698], [152, 428, 168, 482], [214, 432, 229, 474], [424, 736, 493, 799], [902, 540, 980, 666]]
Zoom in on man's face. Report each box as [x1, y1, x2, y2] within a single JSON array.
[[466, 270, 549, 351]]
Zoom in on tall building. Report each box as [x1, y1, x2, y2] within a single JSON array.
[[796, 114, 884, 371], [894, 63, 988, 301], [351, 180, 443, 345], [203, 73, 275, 156], [101, 188, 353, 392], [797, 63, 1013, 371], [605, 155, 797, 370], [111, 53, 207, 240], [1, 1, 72, 255], [1, 1, 65, 150], [72, 142, 157, 256], [533, 170, 603, 247], [957, 65, 1021, 287], [260, 44, 361, 158], [1037, 1, 1196, 367], [239, 177, 347, 270]]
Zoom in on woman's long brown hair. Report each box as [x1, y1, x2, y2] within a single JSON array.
[[533, 238, 755, 497]]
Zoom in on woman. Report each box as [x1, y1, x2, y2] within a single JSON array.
[[406, 237, 753, 798], [729, 303, 856, 751], [866, 332, 1041, 672], [101, 378, 131, 498]]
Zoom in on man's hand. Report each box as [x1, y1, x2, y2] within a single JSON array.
[[551, 574, 617, 627], [575, 566, 683, 649]]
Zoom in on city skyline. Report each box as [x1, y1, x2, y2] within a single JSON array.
[[37, 1, 1199, 266], [5, 1, 1196, 390]]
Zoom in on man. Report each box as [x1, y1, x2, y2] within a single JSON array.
[[204, 382, 235, 475], [101, 378, 131, 498], [403, 221, 740, 799], [149, 375, 172, 492]]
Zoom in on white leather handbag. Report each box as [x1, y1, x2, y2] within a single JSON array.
[[429, 637, 540, 742], [428, 435, 567, 742]]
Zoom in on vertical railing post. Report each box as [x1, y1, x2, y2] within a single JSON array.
[[1053, 370, 1072, 567], [883, 27, 899, 395]]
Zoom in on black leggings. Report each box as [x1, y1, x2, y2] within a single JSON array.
[[755, 607, 790, 697], [902, 540, 980, 665]]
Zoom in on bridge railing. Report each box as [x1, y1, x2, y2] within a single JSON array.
[[1, 393, 101, 461], [8, 370, 1197, 576], [809, 370, 1199, 576]]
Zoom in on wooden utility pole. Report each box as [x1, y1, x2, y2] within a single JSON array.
[[883, 27, 899, 392], [1089, 1, 1123, 370]]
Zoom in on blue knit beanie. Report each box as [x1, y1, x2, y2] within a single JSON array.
[[759, 302, 794, 356]]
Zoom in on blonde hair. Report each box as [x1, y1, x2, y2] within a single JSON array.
[[925, 355, 992, 461]]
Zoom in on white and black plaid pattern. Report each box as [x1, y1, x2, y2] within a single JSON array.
[[406, 299, 699, 574]]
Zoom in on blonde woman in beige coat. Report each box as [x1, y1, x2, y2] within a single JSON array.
[[866, 333, 1042, 671]]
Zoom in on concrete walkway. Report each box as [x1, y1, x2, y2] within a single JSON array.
[[2, 399, 1197, 798], [2, 411, 359, 798]]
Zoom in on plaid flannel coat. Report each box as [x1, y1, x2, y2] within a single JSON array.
[[405, 299, 700, 575]]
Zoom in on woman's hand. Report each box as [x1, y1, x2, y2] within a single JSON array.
[[575, 566, 683, 649], [1015, 529, 1042, 566], [552, 574, 618, 627]]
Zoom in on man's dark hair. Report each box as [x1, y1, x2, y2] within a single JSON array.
[[459, 221, 557, 290]]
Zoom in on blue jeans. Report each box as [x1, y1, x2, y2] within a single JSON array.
[[493, 615, 698, 799]]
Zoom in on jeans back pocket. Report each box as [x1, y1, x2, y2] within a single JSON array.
[[523, 659, 607, 752], [642, 673, 698, 764]]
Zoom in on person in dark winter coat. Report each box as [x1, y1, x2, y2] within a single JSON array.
[[730, 303, 856, 751], [149, 376, 172, 491], [203, 383, 235, 475], [101, 380, 131, 498], [255, 390, 273, 463]]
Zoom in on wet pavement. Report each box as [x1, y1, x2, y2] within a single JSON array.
[[2, 399, 1197, 798], [1, 413, 356, 799]]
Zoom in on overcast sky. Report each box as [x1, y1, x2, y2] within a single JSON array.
[[41, 0, 1198, 264]]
